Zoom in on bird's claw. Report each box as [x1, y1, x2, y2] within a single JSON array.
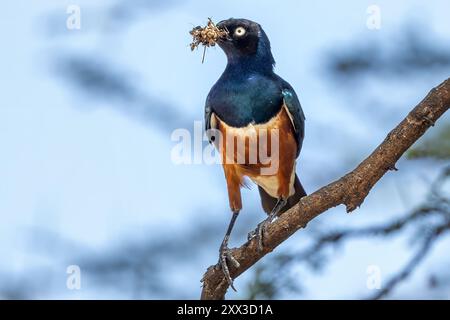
[[248, 198, 286, 250], [219, 244, 239, 291], [247, 216, 275, 252], [422, 115, 435, 126]]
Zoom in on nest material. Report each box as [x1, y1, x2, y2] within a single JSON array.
[[190, 19, 228, 62]]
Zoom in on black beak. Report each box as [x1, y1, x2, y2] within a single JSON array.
[[216, 20, 226, 29], [216, 21, 231, 43]]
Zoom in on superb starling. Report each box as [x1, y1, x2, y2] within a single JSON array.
[[204, 18, 306, 288]]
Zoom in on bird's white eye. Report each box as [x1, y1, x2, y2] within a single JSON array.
[[234, 26, 246, 37]]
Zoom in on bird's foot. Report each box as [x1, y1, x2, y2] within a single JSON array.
[[218, 243, 240, 291], [247, 215, 276, 252], [247, 198, 286, 251], [422, 115, 435, 126]]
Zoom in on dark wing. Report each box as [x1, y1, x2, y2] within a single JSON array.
[[281, 83, 305, 157]]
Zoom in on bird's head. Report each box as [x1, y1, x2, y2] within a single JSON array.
[[216, 18, 275, 69]]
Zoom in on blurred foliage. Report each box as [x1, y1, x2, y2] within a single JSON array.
[[0, 214, 226, 299], [407, 124, 450, 160], [55, 55, 190, 132], [327, 26, 450, 82], [245, 266, 277, 300]]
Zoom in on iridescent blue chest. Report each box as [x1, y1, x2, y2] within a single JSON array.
[[206, 73, 283, 127]]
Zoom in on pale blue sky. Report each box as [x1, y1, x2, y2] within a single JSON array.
[[0, 0, 449, 299]]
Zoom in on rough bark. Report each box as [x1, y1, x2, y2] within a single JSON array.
[[200, 78, 450, 300]]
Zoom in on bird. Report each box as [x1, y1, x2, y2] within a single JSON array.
[[204, 18, 306, 289]]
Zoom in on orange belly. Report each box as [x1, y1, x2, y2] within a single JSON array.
[[213, 106, 298, 201]]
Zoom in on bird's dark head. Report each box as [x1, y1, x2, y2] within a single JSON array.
[[216, 18, 275, 70]]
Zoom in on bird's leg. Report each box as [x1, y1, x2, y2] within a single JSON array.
[[248, 198, 287, 251], [218, 211, 240, 291]]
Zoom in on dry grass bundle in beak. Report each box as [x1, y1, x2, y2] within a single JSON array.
[[190, 18, 228, 63]]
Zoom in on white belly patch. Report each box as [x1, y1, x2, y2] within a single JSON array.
[[250, 166, 296, 198]]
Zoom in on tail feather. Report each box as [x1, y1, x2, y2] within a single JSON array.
[[258, 174, 306, 214]]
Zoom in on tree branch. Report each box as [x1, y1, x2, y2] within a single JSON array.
[[200, 78, 450, 300]]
